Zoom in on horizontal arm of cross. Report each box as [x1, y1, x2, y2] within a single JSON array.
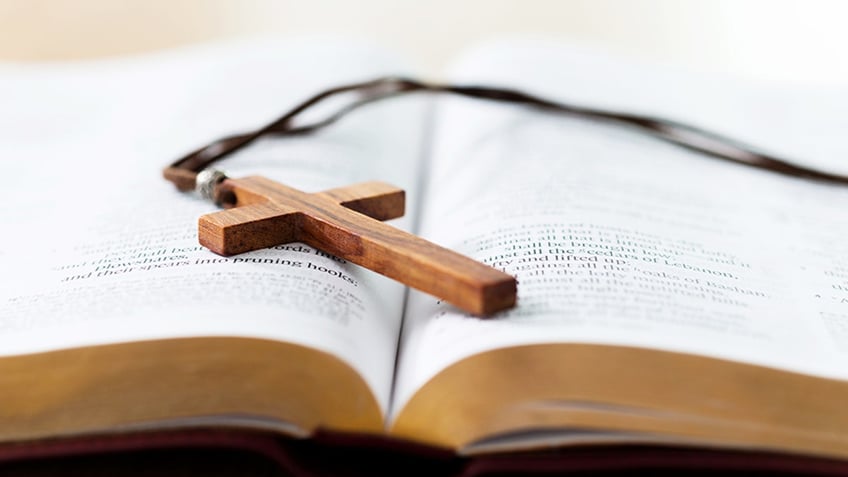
[[199, 202, 299, 256], [319, 181, 404, 221]]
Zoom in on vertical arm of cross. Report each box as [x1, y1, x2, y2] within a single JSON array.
[[317, 182, 515, 314], [299, 207, 517, 316]]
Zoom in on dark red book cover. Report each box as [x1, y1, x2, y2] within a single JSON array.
[[2, 428, 848, 476]]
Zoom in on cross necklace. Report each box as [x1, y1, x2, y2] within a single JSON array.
[[164, 77, 848, 317], [195, 173, 515, 316]]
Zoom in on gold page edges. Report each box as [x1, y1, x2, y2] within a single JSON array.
[[391, 343, 848, 459], [0, 337, 383, 442]]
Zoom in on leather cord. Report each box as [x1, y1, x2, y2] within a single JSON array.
[[163, 77, 848, 197]]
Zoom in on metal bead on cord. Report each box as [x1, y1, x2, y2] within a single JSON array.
[[195, 168, 229, 205]]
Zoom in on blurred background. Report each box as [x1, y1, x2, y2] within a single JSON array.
[[1, 0, 846, 84]]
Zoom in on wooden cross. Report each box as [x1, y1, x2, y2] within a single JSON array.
[[198, 176, 517, 315]]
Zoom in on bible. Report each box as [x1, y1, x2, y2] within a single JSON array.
[[2, 37, 848, 475]]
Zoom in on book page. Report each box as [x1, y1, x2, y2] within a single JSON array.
[[0, 37, 429, 415], [393, 39, 848, 415]]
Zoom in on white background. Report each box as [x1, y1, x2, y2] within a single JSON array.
[[1, 0, 846, 84]]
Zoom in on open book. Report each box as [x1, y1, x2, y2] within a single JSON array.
[[2, 36, 848, 466]]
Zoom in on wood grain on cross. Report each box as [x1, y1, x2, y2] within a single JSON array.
[[198, 176, 517, 315]]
